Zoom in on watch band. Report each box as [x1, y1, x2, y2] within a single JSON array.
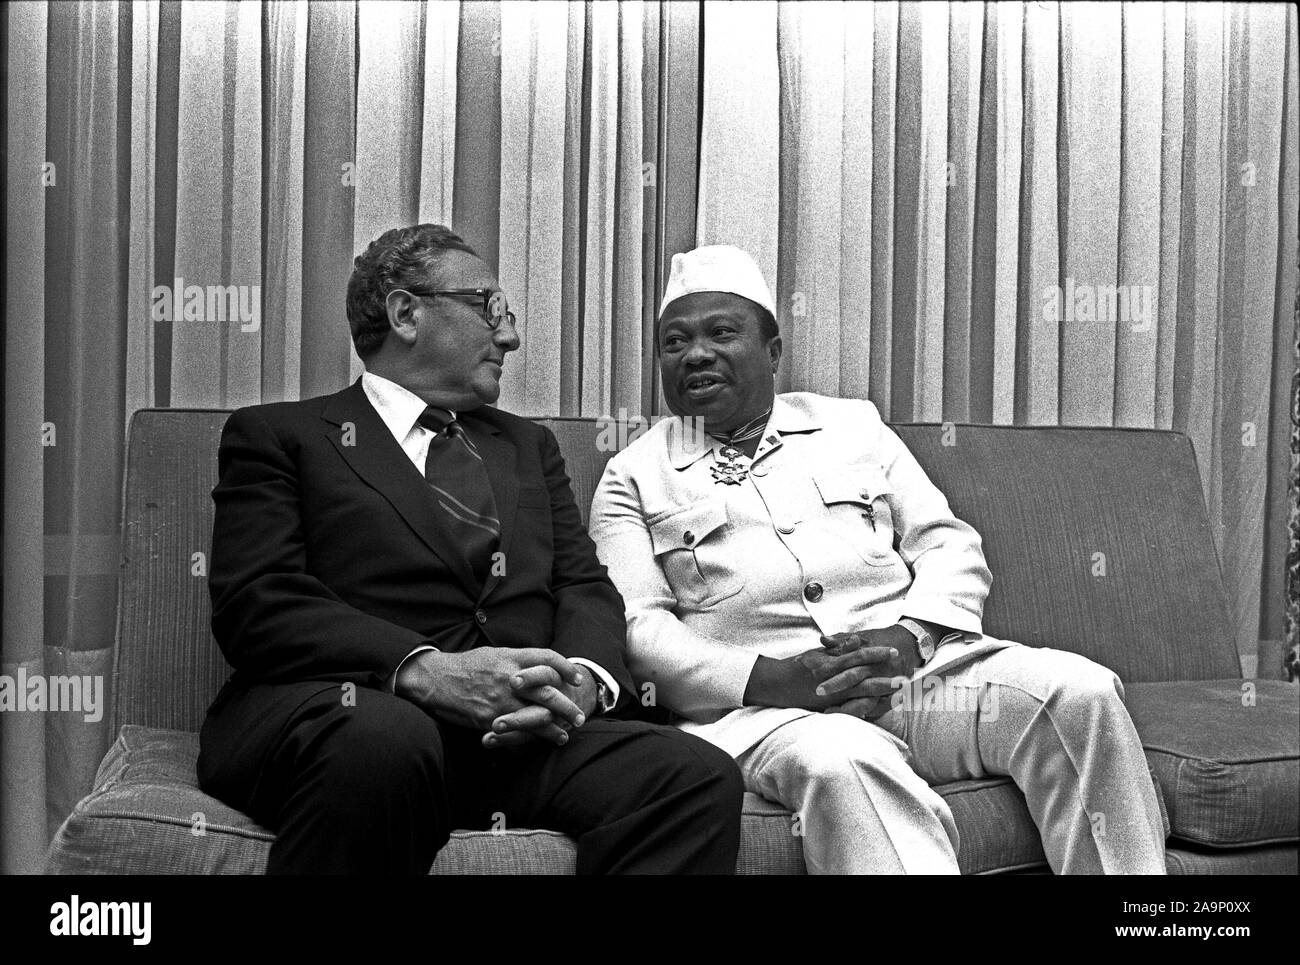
[[898, 618, 937, 664]]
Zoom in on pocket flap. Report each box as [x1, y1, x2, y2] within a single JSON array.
[[648, 500, 730, 555], [813, 465, 892, 506]]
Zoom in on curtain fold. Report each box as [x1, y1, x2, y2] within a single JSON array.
[[40, 0, 130, 841], [299, 0, 355, 400], [3, 0, 50, 878], [170, 0, 262, 408], [644, 0, 701, 413], [497, 1, 570, 416], [697, 0, 780, 307], [1115, 2, 1163, 429], [262, 0, 307, 404], [979, 0, 1023, 425], [126, 0, 159, 418], [1058, 2, 1122, 426], [419, 0, 459, 227], [1018, 0, 1062, 425]]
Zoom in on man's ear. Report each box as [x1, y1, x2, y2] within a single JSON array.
[[384, 290, 420, 348], [767, 335, 783, 374]]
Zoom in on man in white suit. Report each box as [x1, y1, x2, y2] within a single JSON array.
[[589, 244, 1167, 874]]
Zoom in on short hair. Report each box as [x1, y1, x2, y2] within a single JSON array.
[[346, 224, 479, 359]]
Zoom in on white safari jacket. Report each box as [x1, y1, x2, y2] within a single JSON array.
[[589, 392, 1016, 757]]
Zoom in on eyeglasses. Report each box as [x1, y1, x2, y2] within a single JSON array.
[[400, 286, 517, 331]]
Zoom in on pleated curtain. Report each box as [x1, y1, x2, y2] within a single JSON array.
[[2, 0, 697, 874], [3, 0, 1297, 874], [697, 0, 1299, 681]]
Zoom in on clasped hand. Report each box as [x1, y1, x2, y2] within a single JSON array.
[[395, 647, 598, 750], [812, 624, 920, 719]]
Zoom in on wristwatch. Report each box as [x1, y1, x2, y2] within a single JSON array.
[[898, 618, 937, 665]]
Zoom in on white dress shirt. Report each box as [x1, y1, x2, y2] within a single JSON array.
[[362, 371, 619, 706]]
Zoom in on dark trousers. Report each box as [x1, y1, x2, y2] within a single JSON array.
[[198, 682, 744, 874]]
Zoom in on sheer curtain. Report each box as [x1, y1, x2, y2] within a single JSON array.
[[696, 0, 1299, 685], [3, 0, 1296, 874], [3, 0, 699, 874]]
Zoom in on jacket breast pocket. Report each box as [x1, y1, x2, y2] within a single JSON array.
[[647, 499, 744, 609], [517, 485, 550, 510], [813, 466, 899, 566]]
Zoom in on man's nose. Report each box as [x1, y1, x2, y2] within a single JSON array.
[[494, 318, 521, 352], [682, 340, 716, 366]]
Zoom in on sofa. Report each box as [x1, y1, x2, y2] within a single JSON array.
[[47, 409, 1299, 874]]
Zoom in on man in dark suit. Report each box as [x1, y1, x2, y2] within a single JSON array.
[[196, 223, 744, 874]]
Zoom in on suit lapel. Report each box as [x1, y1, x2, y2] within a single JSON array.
[[321, 380, 479, 597], [461, 411, 517, 602]]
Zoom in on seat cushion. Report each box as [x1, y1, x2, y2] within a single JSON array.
[[435, 783, 1059, 874], [46, 726, 811, 874], [1165, 843, 1299, 874], [1125, 680, 1300, 848], [43, 728, 1066, 879], [433, 795, 808, 874], [938, 778, 1047, 874], [46, 726, 271, 874], [48, 725, 1068, 875]]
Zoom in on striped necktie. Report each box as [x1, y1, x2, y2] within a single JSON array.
[[417, 406, 501, 583]]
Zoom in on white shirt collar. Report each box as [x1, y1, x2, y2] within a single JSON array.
[[361, 371, 454, 441], [667, 394, 817, 470]]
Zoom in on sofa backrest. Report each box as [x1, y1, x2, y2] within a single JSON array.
[[110, 409, 1240, 734]]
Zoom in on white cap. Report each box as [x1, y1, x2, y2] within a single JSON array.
[[658, 244, 775, 319]]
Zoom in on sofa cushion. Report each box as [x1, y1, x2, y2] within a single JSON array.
[[938, 779, 1046, 874], [46, 726, 811, 874], [446, 778, 1072, 875], [62, 723, 1269, 874], [46, 726, 271, 875], [438, 779, 1056, 874], [48, 725, 1067, 875], [1164, 843, 1300, 874], [1126, 680, 1300, 848]]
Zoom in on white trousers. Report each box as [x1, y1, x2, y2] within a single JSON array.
[[733, 646, 1168, 874]]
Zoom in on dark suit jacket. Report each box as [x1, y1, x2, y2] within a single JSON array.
[[202, 379, 641, 754]]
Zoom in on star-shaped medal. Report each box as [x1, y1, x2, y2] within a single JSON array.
[[710, 445, 749, 485]]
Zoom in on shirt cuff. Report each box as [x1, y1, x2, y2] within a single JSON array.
[[901, 614, 973, 651], [390, 645, 439, 693], [898, 596, 984, 637], [570, 658, 620, 712]]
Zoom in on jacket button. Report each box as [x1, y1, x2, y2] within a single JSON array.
[[803, 582, 823, 603], [474, 609, 488, 625], [683, 531, 695, 546], [752, 465, 769, 477], [860, 488, 871, 499], [777, 522, 795, 535]]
